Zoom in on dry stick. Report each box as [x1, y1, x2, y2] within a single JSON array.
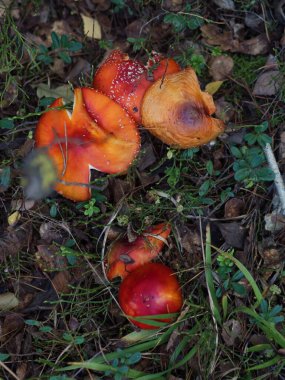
[[0, 361, 20, 380], [264, 143, 285, 214]]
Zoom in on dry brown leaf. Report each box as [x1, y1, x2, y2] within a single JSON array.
[[35, 245, 67, 272], [222, 319, 242, 346], [52, 271, 72, 293], [201, 24, 269, 55], [253, 70, 283, 96], [215, 97, 235, 123], [81, 14, 102, 39], [0, 222, 32, 261], [66, 58, 91, 82], [1, 314, 24, 342], [216, 222, 247, 249], [39, 221, 69, 244], [213, 0, 235, 10], [51, 20, 73, 40], [16, 362, 28, 380], [209, 55, 234, 80], [11, 199, 35, 211], [224, 198, 245, 218]]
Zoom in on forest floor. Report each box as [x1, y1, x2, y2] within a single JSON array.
[[1, 0, 285, 379]]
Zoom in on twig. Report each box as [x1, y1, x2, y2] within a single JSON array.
[[0, 361, 20, 380], [264, 143, 285, 214]]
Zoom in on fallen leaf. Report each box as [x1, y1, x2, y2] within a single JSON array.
[[11, 199, 35, 211], [213, 0, 235, 10], [36, 83, 74, 103], [215, 97, 235, 123], [137, 143, 157, 171], [0, 222, 33, 261], [216, 222, 247, 249], [50, 58, 66, 78], [209, 55, 234, 80], [224, 198, 245, 218], [81, 14, 102, 39], [238, 34, 270, 55], [8, 211, 21, 226], [222, 319, 242, 346], [35, 245, 67, 272], [1, 314, 24, 342], [39, 222, 69, 244], [264, 211, 285, 232], [0, 0, 13, 17], [66, 58, 91, 82], [253, 70, 283, 96], [52, 271, 72, 293], [0, 293, 19, 311], [51, 20, 73, 39], [89, 0, 111, 11], [205, 80, 224, 95], [16, 362, 28, 380], [201, 24, 269, 55], [245, 12, 264, 32]]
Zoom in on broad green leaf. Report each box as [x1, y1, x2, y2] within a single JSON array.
[[0, 118, 14, 129], [255, 167, 275, 181], [51, 31, 61, 49], [234, 168, 251, 181]]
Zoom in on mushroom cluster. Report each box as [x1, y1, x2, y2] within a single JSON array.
[[106, 223, 183, 329], [35, 49, 225, 201]]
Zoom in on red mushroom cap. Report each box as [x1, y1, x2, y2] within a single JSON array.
[[93, 50, 180, 123], [106, 222, 171, 280], [35, 88, 140, 201], [119, 262, 183, 329], [146, 52, 181, 81]]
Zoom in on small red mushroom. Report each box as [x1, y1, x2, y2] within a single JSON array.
[[35, 88, 140, 201], [106, 222, 171, 280], [119, 262, 183, 329], [93, 49, 180, 123]]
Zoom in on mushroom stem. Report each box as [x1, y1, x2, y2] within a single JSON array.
[[264, 143, 285, 214]]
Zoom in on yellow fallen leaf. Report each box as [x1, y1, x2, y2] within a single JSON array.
[[81, 14, 102, 40], [8, 211, 21, 226], [205, 80, 224, 95], [0, 292, 19, 311]]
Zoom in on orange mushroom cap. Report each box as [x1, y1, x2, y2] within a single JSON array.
[[93, 50, 180, 123], [35, 88, 140, 201], [141, 68, 225, 149], [106, 222, 171, 281]]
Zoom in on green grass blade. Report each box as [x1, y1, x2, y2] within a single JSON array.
[[247, 355, 282, 371], [204, 224, 222, 325], [246, 344, 272, 352], [237, 307, 285, 348]]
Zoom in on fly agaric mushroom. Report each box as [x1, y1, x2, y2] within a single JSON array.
[[35, 88, 140, 201], [141, 68, 225, 148], [106, 222, 171, 280], [93, 49, 180, 123], [119, 262, 183, 329]]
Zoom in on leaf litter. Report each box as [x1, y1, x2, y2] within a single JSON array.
[[1, 1, 285, 379]]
